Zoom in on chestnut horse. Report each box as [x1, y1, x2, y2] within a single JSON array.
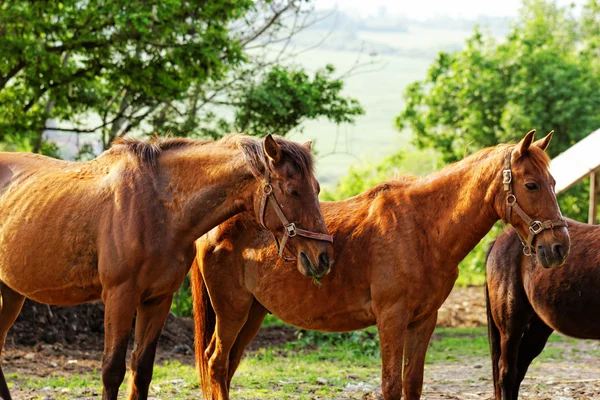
[[192, 130, 570, 400], [486, 219, 599, 400], [0, 134, 333, 400]]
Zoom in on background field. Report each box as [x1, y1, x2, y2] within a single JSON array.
[[287, 25, 482, 185]]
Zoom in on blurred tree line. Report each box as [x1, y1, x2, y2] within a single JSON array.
[[0, 0, 364, 158]]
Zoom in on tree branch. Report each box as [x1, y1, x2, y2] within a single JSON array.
[[0, 60, 27, 91], [240, 2, 293, 46]]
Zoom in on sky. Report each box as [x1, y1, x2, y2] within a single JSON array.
[[315, 0, 586, 20]]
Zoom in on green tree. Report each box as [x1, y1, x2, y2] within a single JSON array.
[[396, 0, 600, 222], [0, 0, 364, 156], [320, 149, 440, 201]]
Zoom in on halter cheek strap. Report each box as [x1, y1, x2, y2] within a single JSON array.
[[247, 155, 333, 262], [503, 150, 567, 256]]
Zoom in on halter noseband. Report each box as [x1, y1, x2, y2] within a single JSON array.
[[247, 154, 333, 262], [503, 150, 567, 256]]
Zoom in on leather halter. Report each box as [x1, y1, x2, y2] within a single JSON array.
[[246, 154, 333, 262], [503, 149, 567, 256]]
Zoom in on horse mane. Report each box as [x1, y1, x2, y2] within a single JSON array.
[[112, 134, 314, 176], [461, 143, 550, 171], [112, 136, 205, 165], [357, 143, 551, 202], [424, 143, 550, 183]]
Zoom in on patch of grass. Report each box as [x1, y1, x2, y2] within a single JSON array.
[[261, 314, 288, 328], [426, 327, 490, 362], [11, 327, 596, 399], [233, 346, 381, 399]]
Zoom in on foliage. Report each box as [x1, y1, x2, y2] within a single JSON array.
[[320, 148, 441, 201], [171, 275, 192, 317], [0, 0, 364, 155], [233, 65, 364, 137], [295, 328, 381, 357], [396, 0, 600, 221]]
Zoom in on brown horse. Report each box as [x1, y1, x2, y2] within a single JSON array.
[[192, 130, 570, 400], [486, 219, 600, 400], [0, 134, 333, 400]]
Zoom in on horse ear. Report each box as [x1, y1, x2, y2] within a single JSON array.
[[516, 129, 536, 158], [264, 134, 281, 164], [302, 141, 312, 153], [533, 130, 553, 152]]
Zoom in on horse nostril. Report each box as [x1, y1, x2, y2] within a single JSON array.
[[319, 252, 330, 267], [553, 244, 564, 260]]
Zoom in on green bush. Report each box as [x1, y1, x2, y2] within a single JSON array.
[[294, 329, 381, 358]]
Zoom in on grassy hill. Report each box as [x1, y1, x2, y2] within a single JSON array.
[[287, 26, 480, 186]]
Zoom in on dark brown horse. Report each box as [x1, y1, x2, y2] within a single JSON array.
[[192, 130, 570, 400], [486, 218, 600, 400], [0, 134, 333, 400]]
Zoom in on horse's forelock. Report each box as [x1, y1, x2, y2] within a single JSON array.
[[234, 135, 314, 179], [525, 145, 551, 172]]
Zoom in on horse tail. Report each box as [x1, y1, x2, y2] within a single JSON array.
[[485, 239, 501, 397], [191, 256, 215, 400]]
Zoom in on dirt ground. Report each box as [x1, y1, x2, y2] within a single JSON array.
[[5, 287, 600, 399]]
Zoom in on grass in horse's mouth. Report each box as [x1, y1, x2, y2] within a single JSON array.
[[312, 277, 323, 287]]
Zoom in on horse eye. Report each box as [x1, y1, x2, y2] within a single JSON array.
[[288, 189, 299, 197], [525, 182, 539, 191]]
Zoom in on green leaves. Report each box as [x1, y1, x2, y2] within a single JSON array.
[[233, 65, 365, 137], [397, 0, 600, 163], [395, 0, 600, 221], [0, 0, 364, 154]]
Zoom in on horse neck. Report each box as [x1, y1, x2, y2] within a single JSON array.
[[158, 144, 256, 245], [405, 151, 504, 267]]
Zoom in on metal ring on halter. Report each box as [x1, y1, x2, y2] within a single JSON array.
[[263, 183, 273, 194], [529, 221, 544, 235], [523, 246, 532, 257], [285, 223, 297, 237], [506, 194, 516, 205]]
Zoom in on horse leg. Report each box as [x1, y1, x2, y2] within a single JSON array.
[[0, 284, 25, 400], [128, 294, 173, 400], [102, 287, 139, 400], [375, 304, 409, 400], [227, 301, 268, 388], [497, 317, 528, 400], [513, 316, 553, 399], [402, 312, 437, 399], [208, 296, 254, 400]]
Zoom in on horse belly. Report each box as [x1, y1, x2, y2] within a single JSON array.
[[527, 276, 600, 339], [0, 173, 103, 304], [255, 290, 375, 332], [0, 256, 101, 305]]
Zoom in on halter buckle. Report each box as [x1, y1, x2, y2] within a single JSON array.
[[503, 170, 512, 185], [529, 221, 544, 235], [285, 223, 297, 237], [263, 183, 273, 195]]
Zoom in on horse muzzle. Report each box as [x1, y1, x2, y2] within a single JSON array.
[[299, 251, 333, 279], [536, 236, 570, 269]]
